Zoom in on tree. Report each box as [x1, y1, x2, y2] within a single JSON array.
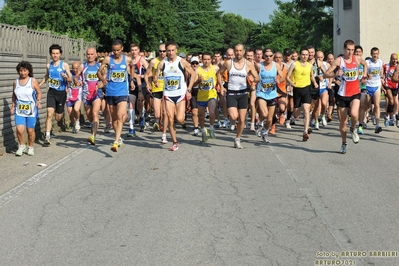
[[170, 0, 224, 54], [221, 13, 257, 50], [250, 0, 333, 54]]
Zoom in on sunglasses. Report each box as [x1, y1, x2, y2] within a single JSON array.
[[191, 62, 199, 65], [159, 50, 166, 53], [264, 55, 273, 58]]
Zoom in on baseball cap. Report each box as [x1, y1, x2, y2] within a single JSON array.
[[283, 48, 292, 56], [179, 52, 186, 58], [190, 56, 199, 63]]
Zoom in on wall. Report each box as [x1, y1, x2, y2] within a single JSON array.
[[0, 24, 95, 153], [333, 0, 399, 62]]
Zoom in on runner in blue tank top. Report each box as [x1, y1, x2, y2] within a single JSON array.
[[255, 48, 285, 143], [97, 39, 139, 152], [39, 44, 73, 146]]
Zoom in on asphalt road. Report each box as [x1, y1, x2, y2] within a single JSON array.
[[0, 115, 398, 265]]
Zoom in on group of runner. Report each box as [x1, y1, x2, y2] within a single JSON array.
[[11, 39, 399, 155]]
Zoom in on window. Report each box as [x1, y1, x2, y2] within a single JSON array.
[[343, 0, 352, 10]]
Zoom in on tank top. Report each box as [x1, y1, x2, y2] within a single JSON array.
[[197, 64, 217, 102], [292, 61, 312, 88], [48, 60, 67, 91], [338, 55, 360, 97], [358, 64, 366, 90], [14, 78, 37, 117], [277, 64, 287, 93], [318, 62, 329, 90], [68, 73, 82, 102], [82, 62, 100, 100], [228, 59, 248, 92], [366, 58, 383, 87], [106, 54, 129, 97], [162, 57, 187, 97], [133, 56, 146, 87], [256, 61, 278, 100], [152, 57, 164, 93], [383, 63, 398, 89]]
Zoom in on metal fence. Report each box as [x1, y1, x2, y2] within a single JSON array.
[[0, 23, 96, 153]]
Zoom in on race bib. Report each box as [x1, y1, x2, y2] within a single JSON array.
[[165, 76, 181, 91], [111, 71, 126, 82], [86, 71, 98, 82], [48, 77, 60, 89], [319, 79, 327, 89], [261, 82, 274, 92], [16, 100, 33, 116], [343, 68, 357, 81], [200, 78, 214, 91], [369, 67, 380, 78]]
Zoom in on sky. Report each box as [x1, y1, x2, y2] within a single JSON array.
[[219, 0, 279, 24]]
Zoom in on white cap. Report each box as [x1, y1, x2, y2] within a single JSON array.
[[190, 56, 199, 63]]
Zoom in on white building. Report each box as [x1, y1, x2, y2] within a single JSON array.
[[333, 0, 399, 62]]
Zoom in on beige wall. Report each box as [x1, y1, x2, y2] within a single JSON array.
[[359, 1, 399, 62], [334, 0, 399, 62]]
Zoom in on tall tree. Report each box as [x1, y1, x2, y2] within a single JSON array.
[[250, 0, 333, 54], [170, 0, 224, 54], [221, 13, 257, 50]]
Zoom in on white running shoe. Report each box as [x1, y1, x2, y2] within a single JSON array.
[[15, 145, 26, 156], [161, 134, 168, 144]]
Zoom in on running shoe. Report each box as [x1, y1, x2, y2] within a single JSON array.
[[75, 123, 81, 132], [307, 127, 313, 134], [261, 131, 270, 143], [209, 128, 216, 139], [87, 135, 96, 145], [310, 119, 316, 127], [222, 118, 229, 128], [250, 122, 255, 132], [153, 122, 159, 131], [111, 141, 118, 152], [161, 134, 168, 144], [350, 127, 359, 144], [104, 125, 111, 133], [193, 128, 199, 136], [389, 119, 394, 126], [321, 115, 327, 127], [396, 115, 399, 128], [314, 121, 320, 130], [169, 142, 179, 151], [339, 143, 348, 154], [302, 132, 309, 141], [362, 122, 367, 129], [139, 116, 145, 132], [234, 138, 243, 149], [278, 113, 285, 125], [15, 145, 26, 156], [372, 116, 376, 125], [375, 126, 382, 133], [127, 129, 136, 137], [118, 137, 124, 147], [27, 147, 34, 156], [216, 120, 222, 128], [290, 117, 296, 125], [181, 121, 187, 129], [269, 124, 276, 135], [230, 124, 235, 131], [256, 127, 262, 137], [201, 131, 208, 142], [44, 136, 51, 146], [72, 127, 77, 134], [384, 116, 389, 127], [285, 121, 291, 129], [357, 125, 363, 135]]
